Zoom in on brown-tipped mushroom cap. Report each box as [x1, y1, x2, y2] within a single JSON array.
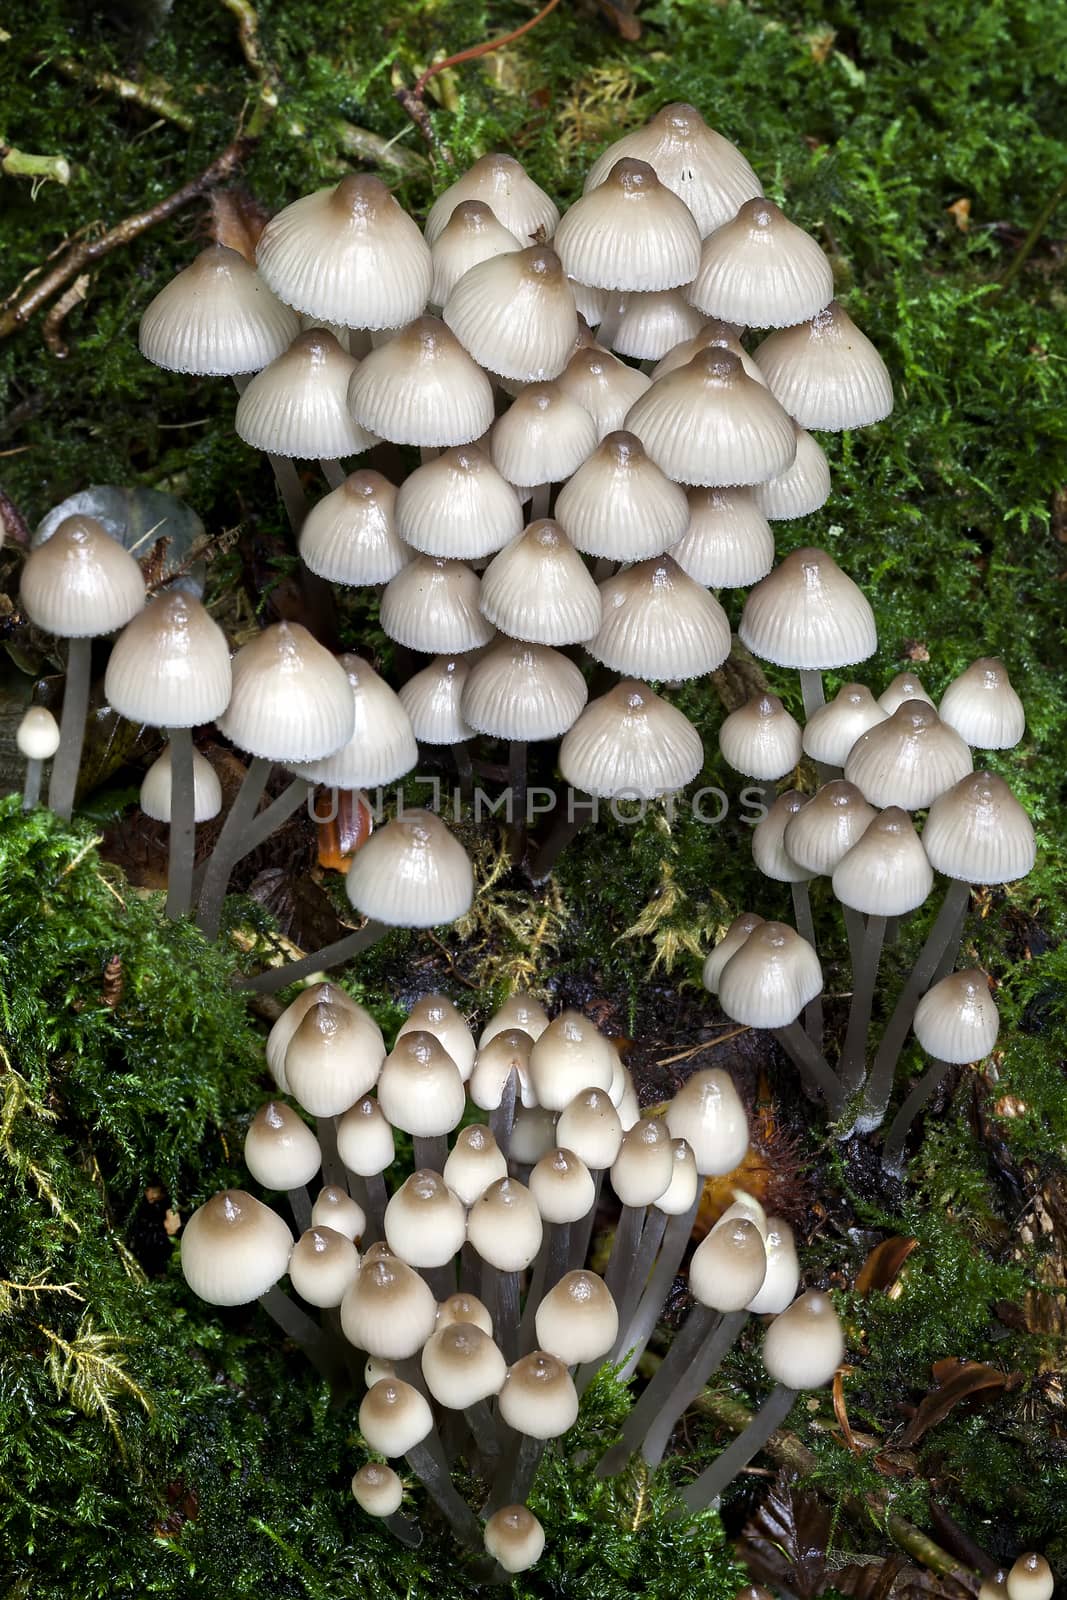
[[832, 808, 933, 916], [669, 486, 775, 589], [554, 431, 690, 562], [689, 197, 833, 328], [740, 547, 877, 670], [398, 654, 475, 746], [106, 591, 232, 728], [358, 1377, 433, 1456], [466, 1177, 543, 1271], [490, 382, 599, 492], [557, 345, 651, 440], [609, 288, 705, 362], [753, 423, 831, 520], [479, 520, 601, 647], [559, 679, 703, 799], [461, 639, 588, 742], [341, 1254, 438, 1359], [180, 1189, 294, 1306], [395, 445, 523, 561], [922, 771, 1036, 885], [345, 808, 474, 927], [289, 1225, 360, 1307], [283, 996, 385, 1117], [235, 330, 379, 459], [1006, 1555, 1055, 1600], [555, 158, 701, 292], [746, 1216, 801, 1314], [336, 1094, 396, 1177], [802, 682, 888, 767], [610, 1117, 674, 1206], [291, 653, 417, 790], [139, 244, 301, 375], [444, 246, 578, 383], [481, 993, 550, 1046], [555, 1087, 623, 1170], [751, 791, 815, 885], [265, 982, 372, 1093], [484, 1504, 546, 1574], [719, 693, 803, 781], [913, 968, 999, 1063], [351, 1461, 404, 1517], [719, 921, 824, 1029], [587, 555, 731, 683], [311, 1184, 366, 1242], [376, 1031, 466, 1137], [878, 671, 935, 715], [783, 781, 878, 875], [528, 1009, 619, 1111], [690, 1215, 767, 1310], [429, 199, 523, 306], [348, 315, 494, 447], [384, 1170, 467, 1267], [397, 993, 476, 1079], [217, 620, 354, 763], [421, 1322, 507, 1408], [762, 1290, 844, 1388], [244, 1101, 322, 1190], [939, 658, 1026, 750], [702, 912, 764, 995], [497, 1351, 578, 1437], [380, 555, 495, 655], [437, 1291, 494, 1336], [652, 319, 764, 385], [425, 154, 560, 246], [529, 1147, 596, 1224], [843, 701, 973, 810], [755, 300, 893, 430], [443, 1124, 509, 1207], [535, 1269, 618, 1364], [298, 470, 410, 587], [664, 1068, 749, 1175], [22, 515, 145, 639], [469, 1029, 537, 1114]]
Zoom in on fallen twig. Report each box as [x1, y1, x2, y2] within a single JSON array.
[[42, 56, 194, 132], [0, 143, 70, 186], [219, 0, 281, 108], [412, 0, 564, 97], [41, 273, 91, 358]]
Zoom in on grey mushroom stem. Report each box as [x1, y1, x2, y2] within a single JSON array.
[[165, 726, 197, 920], [316, 1117, 347, 1191], [47, 636, 92, 822], [488, 1071, 518, 1158], [412, 1134, 449, 1173], [22, 757, 44, 811], [638, 1309, 748, 1471], [192, 778, 311, 902], [257, 1283, 341, 1384], [790, 879, 823, 1046], [881, 1058, 955, 1175], [602, 1202, 644, 1308], [774, 1020, 845, 1115], [484, 1265, 521, 1365], [382, 1509, 423, 1549], [798, 668, 825, 721], [839, 912, 887, 1095], [462, 1397, 501, 1460], [287, 1185, 312, 1234], [676, 1382, 796, 1513], [236, 919, 389, 994], [611, 1194, 702, 1378], [507, 739, 528, 866], [595, 1301, 719, 1478], [518, 1222, 570, 1355], [196, 754, 273, 939], [528, 482, 551, 520], [404, 1439, 483, 1548], [529, 806, 586, 883], [318, 458, 347, 489], [453, 740, 474, 799], [568, 1168, 605, 1271]]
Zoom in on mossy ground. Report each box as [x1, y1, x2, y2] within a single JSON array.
[[1, 0, 1066, 1595]]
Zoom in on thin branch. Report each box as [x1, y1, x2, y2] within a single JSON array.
[[42, 56, 195, 132], [41, 273, 90, 358], [412, 0, 564, 97], [997, 169, 1067, 291], [219, 0, 281, 106], [0, 144, 70, 185]]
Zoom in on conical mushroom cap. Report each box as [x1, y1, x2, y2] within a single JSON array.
[[922, 771, 1036, 884], [752, 791, 814, 884], [139, 245, 300, 375], [380, 555, 495, 653], [702, 912, 764, 994], [444, 246, 577, 383], [753, 424, 831, 520], [556, 346, 651, 441], [16, 705, 60, 762], [719, 920, 823, 1028], [559, 679, 703, 799], [424, 153, 559, 246], [291, 654, 417, 788], [140, 744, 222, 824], [395, 445, 523, 561], [347, 316, 494, 447], [298, 470, 410, 586], [255, 174, 432, 328], [913, 968, 999, 1063], [652, 320, 765, 385], [490, 383, 598, 492], [608, 289, 704, 362], [429, 199, 522, 307], [664, 1067, 749, 1175], [554, 431, 689, 561], [21, 514, 145, 639], [397, 993, 476, 1079], [398, 655, 475, 745], [377, 1030, 466, 1137], [669, 486, 774, 589], [217, 621, 354, 762], [832, 808, 933, 915], [235, 330, 379, 459], [535, 1269, 618, 1364], [938, 658, 1025, 750], [783, 780, 878, 875], [384, 1169, 467, 1268], [719, 693, 803, 781], [528, 1009, 619, 1111], [878, 671, 935, 714], [689, 197, 833, 328], [484, 1505, 546, 1575], [180, 1189, 293, 1306], [243, 1100, 322, 1190], [555, 158, 701, 292], [739, 547, 877, 670], [1006, 1555, 1055, 1600], [802, 682, 887, 767], [479, 520, 601, 646], [345, 809, 473, 926], [762, 1290, 844, 1389], [341, 1255, 438, 1359], [843, 701, 973, 810], [690, 1215, 767, 1310], [755, 300, 893, 430], [587, 555, 731, 682], [105, 591, 231, 728], [461, 639, 587, 741]]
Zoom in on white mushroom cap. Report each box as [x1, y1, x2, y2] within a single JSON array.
[[1006, 1555, 1055, 1600], [979, 1573, 1010, 1600], [443, 1125, 509, 1207], [384, 1170, 467, 1267], [557, 345, 651, 440], [429, 199, 523, 306], [140, 744, 222, 824], [783, 781, 878, 875], [22, 514, 146, 638], [913, 968, 999, 1063], [922, 771, 1036, 885], [180, 1189, 294, 1306], [421, 1322, 507, 1408], [652, 319, 762, 384], [740, 547, 877, 671], [689, 197, 833, 328], [397, 994, 475, 1080], [345, 809, 474, 928], [244, 1101, 322, 1191], [719, 922, 823, 1029], [284, 998, 385, 1118], [655, 1138, 699, 1216], [437, 1292, 494, 1336], [509, 1105, 563, 1166], [340, 1254, 438, 1358], [358, 1378, 434, 1457], [298, 471, 410, 587], [217, 621, 354, 763], [235, 330, 379, 459], [690, 1215, 767, 1310], [746, 1217, 801, 1315], [425, 154, 560, 247], [528, 1010, 619, 1111], [377, 1031, 466, 1137], [479, 520, 601, 647], [461, 639, 588, 742], [608, 288, 705, 362], [752, 791, 816, 885], [444, 246, 578, 383], [484, 1504, 546, 1574], [878, 670, 935, 715], [762, 1290, 844, 1389], [535, 1269, 618, 1364], [497, 1351, 578, 1437], [398, 655, 475, 745], [664, 1069, 749, 1175], [469, 1029, 537, 1113], [336, 1094, 395, 1177], [588, 555, 731, 683], [832, 808, 933, 916], [380, 554, 495, 654], [756, 299, 893, 430], [939, 658, 1025, 750], [669, 486, 775, 589], [289, 1225, 360, 1307], [556, 1087, 623, 1170], [490, 382, 598, 493], [311, 1183, 366, 1241], [139, 245, 300, 375], [610, 1118, 674, 1206], [395, 445, 523, 561], [802, 682, 888, 768], [351, 1462, 404, 1518], [719, 693, 803, 781], [348, 315, 494, 447], [105, 591, 232, 728], [481, 994, 550, 1046], [844, 702, 973, 810], [467, 1177, 543, 1271], [16, 705, 61, 762], [554, 431, 690, 562], [753, 424, 831, 520], [256, 174, 432, 329], [702, 912, 765, 995], [560, 680, 703, 800], [291, 654, 417, 790], [265, 982, 372, 1093], [529, 1147, 596, 1224], [555, 159, 701, 293]]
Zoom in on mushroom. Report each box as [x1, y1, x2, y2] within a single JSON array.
[[428, 200, 522, 309], [351, 1462, 421, 1550], [755, 300, 894, 430], [490, 383, 598, 519], [669, 486, 775, 589], [395, 445, 523, 560], [443, 245, 578, 384], [298, 470, 411, 587], [483, 1504, 545, 1575], [16, 705, 61, 811], [347, 315, 494, 451], [556, 346, 651, 441], [554, 431, 689, 563], [424, 153, 559, 248], [688, 197, 833, 328]]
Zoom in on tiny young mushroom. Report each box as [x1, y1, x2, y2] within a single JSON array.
[[351, 1462, 422, 1550], [16, 705, 61, 811]]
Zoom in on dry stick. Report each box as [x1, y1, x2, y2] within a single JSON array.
[[773, 1021, 846, 1116], [595, 1303, 719, 1478], [196, 754, 273, 938], [613, 1194, 701, 1378], [47, 636, 91, 821], [237, 920, 388, 994], [791, 878, 823, 1047], [856, 878, 970, 1132], [839, 912, 887, 1096], [676, 1383, 796, 1512], [881, 1059, 954, 1175], [42, 54, 194, 130], [639, 1309, 747, 1471], [165, 726, 196, 919], [411, 0, 563, 99]]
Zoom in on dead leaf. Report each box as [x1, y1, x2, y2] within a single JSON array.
[[838, 1556, 978, 1600], [737, 1471, 831, 1600], [898, 1359, 1022, 1447], [946, 198, 972, 232], [856, 1236, 918, 1296]]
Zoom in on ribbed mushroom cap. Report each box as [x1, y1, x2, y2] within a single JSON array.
[[783, 781, 878, 875], [753, 424, 831, 520], [878, 671, 935, 715], [380, 555, 494, 654], [739, 547, 877, 670], [939, 658, 1026, 750], [583, 104, 762, 236], [664, 1068, 749, 1175], [669, 486, 774, 589], [720, 693, 803, 781], [444, 246, 577, 383], [235, 330, 379, 458], [384, 1170, 467, 1267], [352, 1462, 404, 1518], [437, 1292, 494, 1336], [341, 1254, 438, 1358], [557, 346, 651, 440], [746, 1217, 801, 1315], [217, 621, 355, 762], [528, 1009, 619, 1111], [914, 968, 999, 1063], [337, 1094, 395, 1177], [467, 1177, 543, 1270], [16, 705, 61, 762], [140, 745, 222, 824], [469, 1028, 537, 1112], [398, 655, 475, 745], [484, 1505, 546, 1574], [625, 349, 797, 488], [283, 999, 385, 1117], [140, 245, 301, 375], [22, 514, 146, 639], [690, 1215, 767, 1310], [443, 1125, 509, 1206], [751, 791, 815, 885], [509, 1105, 562, 1165], [425, 154, 560, 246], [652, 320, 763, 385], [755, 300, 893, 430], [461, 639, 588, 741], [556, 1088, 624, 1169], [429, 199, 522, 306], [180, 1189, 293, 1306], [479, 520, 601, 646], [922, 771, 1036, 884], [498, 1351, 578, 1437], [266, 982, 370, 1092], [345, 808, 474, 927], [588, 556, 731, 683], [536, 1269, 618, 1364], [347, 316, 494, 447], [555, 158, 701, 292], [832, 808, 933, 915], [376, 1030, 466, 1137], [1006, 1555, 1055, 1600], [244, 1100, 322, 1190], [802, 682, 888, 767], [608, 289, 705, 361], [529, 1148, 596, 1224], [718, 921, 823, 1029], [481, 993, 550, 1046], [395, 445, 523, 560], [689, 198, 834, 328], [555, 431, 689, 561], [298, 470, 410, 586], [560, 679, 703, 799], [289, 1225, 360, 1307], [311, 1183, 366, 1241], [291, 654, 417, 789], [397, 993, 476, 1079], [490, 384, 598, 493], [610, 1117, 674, 1206], [256, 174, 431, 328], [654, 1137, 699, 1215], [571, 281, 608, 327], [762, 1290, 844, 1389], [702, 912, 764, 995], [843, 702, 973, 810], [358, 1378, 434, 1456], [422, 1322, 507, 1408]]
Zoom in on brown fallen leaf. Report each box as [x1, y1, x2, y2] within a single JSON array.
[[898, 1358, 1022, 1447], [856, 1235, 919, 1296], [737, 1471, 831, 1600], [946, 197, 972, 232]]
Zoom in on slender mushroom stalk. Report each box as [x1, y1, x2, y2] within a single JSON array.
[[49, 637, 92, 816], [612, 1195, 701, 1378], [678, 1381, 798, 1510], [351, 1463, 423, 1549], [773, 1022, 845, 1113], [881, 1059, 954, 1175], [16, 706, 61, 811], [319, 458, 347, 489], [839, 913, 887, 1091]]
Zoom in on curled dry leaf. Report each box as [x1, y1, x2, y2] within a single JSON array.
[[898, 1358, 1022, 1448], [856, 1235, 919, 1296]]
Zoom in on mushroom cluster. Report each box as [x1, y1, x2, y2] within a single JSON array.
[[705, 645, 1034, 1160], [181, 984, 845, 1570]]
